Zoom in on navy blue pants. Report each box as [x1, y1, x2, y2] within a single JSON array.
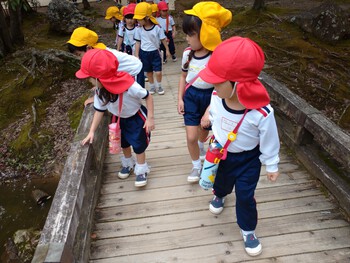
[[213, 145, 261, 231]]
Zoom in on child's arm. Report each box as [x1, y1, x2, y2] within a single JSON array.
[[177, 71, 187, 115], [84, 97, 94, 107], [144, 94, 155, 133], [81, 111, 104, 145], [171, 25, 176, 39], [160, 38, 171, 59], [135, 41, 140, 58], [116, 36, 123, 51]]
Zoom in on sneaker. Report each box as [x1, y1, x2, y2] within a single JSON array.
[[187, 168, 200, 183], [172, 55, 177, 62], [135, 173, 148, 187], [145, 77, 149, 82], [242, 232, 262, 256], [118, 166, 133, 179], [209, 195, 225, 214], [149, 86, 156, 94], [199, 148, 206, 161], [157, 87, 165, 95], [163, 59, 167, 64]]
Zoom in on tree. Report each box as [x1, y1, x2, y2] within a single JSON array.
[[253, 0, 266, 10], [0, 0, 33, 57]]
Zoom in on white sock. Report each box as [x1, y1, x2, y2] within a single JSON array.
[[241, 229, 255, 236], [155, 81, 161, 88], [134, 162, 150, 175], [192, 159, 201, 170], [149, 83, 155, 89]]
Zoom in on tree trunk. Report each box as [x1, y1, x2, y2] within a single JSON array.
[[253, 0, 266, 10], [8, 0, 24, 45], [82, 0, 90, 10], [0, 3, 14, 55]]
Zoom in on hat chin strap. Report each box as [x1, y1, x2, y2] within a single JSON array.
[[229, 82, 238, 99]]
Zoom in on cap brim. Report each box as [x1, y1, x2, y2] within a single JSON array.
[[133, 14, 145, 20], [199, 66, 227, 84], [67, 39, 85, 47], [236, 81, 270, 109], [91, 42, 107, 50], [75, 69, 91, 79]]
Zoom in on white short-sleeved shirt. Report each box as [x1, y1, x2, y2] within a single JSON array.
[[209, 93, 280, 172], [118, 25, 137, 50], [106, 47, 142, 76], [156, 16, 175, 32], [93, 82, 148, 118], [134, 25, 166, 51], [181, 48, 213, 90]]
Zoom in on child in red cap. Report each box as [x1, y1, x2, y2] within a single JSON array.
[[177, 1, 232, 183], [156, 1, 177, 62], [199, 36, 280, 256], [77, 49, 155, 187]]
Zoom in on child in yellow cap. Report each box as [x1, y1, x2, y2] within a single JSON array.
[[177, 1, 232, 183], [105, 6, 124, 46], [133, 2, 171, 95]]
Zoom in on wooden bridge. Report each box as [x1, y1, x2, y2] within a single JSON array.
[[32, 60, 350, 262]]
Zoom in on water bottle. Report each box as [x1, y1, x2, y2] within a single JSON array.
[[199, 141, 223, 190]]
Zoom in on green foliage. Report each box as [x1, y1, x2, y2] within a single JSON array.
[[68, 94, 90, 130]]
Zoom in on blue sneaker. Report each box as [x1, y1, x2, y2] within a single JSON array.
[[209, 195, 225, 214], [118, 166, 133, 179], [135, 173, 148, 187], [242, 232, 262, 256]]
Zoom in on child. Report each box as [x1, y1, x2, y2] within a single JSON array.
[[117, 4, 137, 55], [67, 27, 144, 89], [151, 3, 158, 17], [105, 6, 124, 47], [199, 36, 280, 256], [77, 49, 155, 187], [177, 2, 232, 183], [156, 1, 177, 63], [133, 2, 170, 95]]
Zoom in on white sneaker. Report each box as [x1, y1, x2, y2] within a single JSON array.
[[241, 231, 262, 256], [187, 168, 200, 183], [149, 87, 156, 94]]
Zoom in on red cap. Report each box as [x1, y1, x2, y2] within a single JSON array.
[[158, 1, 168, 11], [76, 49, 135, 94], [124, 3, 136, 16], [199, 36, 270, 109]]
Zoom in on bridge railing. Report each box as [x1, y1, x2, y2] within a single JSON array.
[[32, 106, 109, 263], [260, 72, 350, 216]]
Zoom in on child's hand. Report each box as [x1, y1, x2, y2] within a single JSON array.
[[166, 50, 171, 59], [267, 171, 279, 182], [178, 100, 185, 115], [200, 115, 211, 128], [144, 118, 155, 133], [84, 97, 94, 107], [81, 132, 94, 146]]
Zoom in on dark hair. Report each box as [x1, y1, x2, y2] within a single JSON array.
[[98, 86, 118, 106], [182, 15, 202, 69], [182, 15, 202, 37], [124, 14, 134, 19], [67, 43, 88, 53]]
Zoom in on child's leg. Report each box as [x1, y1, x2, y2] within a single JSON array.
[[198, 127, 209, 159], [147, 71, 157, 94], [154, 71, 165, 95], [118, 147, 135, 179], [134, 152, 150, 187], [186, 125, 202, 182]]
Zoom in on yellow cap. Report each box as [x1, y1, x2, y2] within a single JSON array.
[[184, 1, 232, 51], [105, 6, 123, 20], [133, 2, 158, 25], [151, 3, 158, 13], [67, 27, 106, 49]]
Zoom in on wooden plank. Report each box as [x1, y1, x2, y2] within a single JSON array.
[[89, 226, 350, 260]]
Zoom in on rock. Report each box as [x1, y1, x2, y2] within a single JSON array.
[[13, 229, 41, 263], [290, 2, 350, 42], [47, 0, 93, 34]]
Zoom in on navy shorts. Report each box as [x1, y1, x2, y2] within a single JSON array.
[[140, 49, 162, 73], [183, 85, 214, 126], [119, 105, 150, 154]]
